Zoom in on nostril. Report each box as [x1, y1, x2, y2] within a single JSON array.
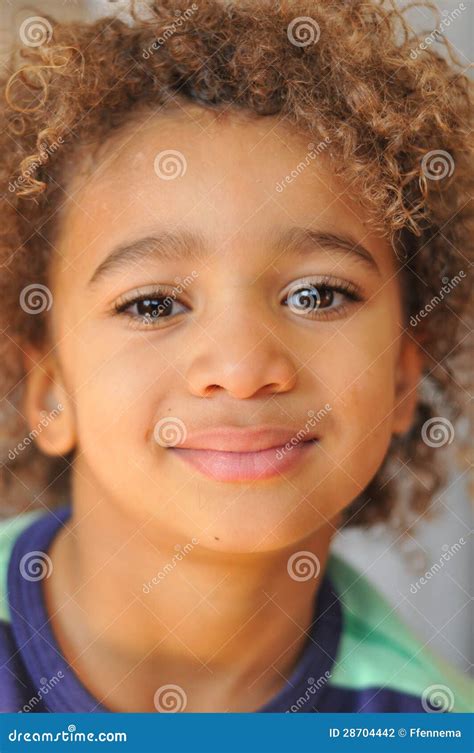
[[204, 385, 220, 397]]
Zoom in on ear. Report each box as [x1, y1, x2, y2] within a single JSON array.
[[22, 346, 77, 456], [392, 332, 424, 437]]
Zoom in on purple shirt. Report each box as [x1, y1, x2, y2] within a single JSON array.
[[1, 506, 470, 713]]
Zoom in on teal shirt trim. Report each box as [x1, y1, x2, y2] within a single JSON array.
[[1, 511, 472, 712], [326, 552, 473, 712], [0, 509, 46, 623]]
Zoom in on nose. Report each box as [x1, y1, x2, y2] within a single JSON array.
[[184, 306, 298, 400]]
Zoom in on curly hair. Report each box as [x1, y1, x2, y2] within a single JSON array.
[[0, 0, 472, 533]]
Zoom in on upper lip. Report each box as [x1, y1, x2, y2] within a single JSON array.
[[172, 425, 320, 452]]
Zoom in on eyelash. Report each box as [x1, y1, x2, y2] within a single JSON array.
[[113, 276, 363, 330], [114, 285, 187, 330], [282, 276, 363, 322]]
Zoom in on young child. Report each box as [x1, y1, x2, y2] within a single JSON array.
[[0, 0, 472, 713]]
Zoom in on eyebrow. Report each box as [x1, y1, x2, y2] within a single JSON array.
[[87, 225, 380, 287], [272, 226, 380, 274], [87, 230, 208, 287]]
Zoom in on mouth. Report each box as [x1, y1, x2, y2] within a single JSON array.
[[168, 438, 319, 482]]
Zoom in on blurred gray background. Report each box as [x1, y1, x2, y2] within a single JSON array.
[[1, 0, 472, 675]]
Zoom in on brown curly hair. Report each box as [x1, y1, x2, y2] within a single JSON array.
[[0, 0, 472, 533]]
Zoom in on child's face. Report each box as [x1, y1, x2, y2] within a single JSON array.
[[30, 104, 421, 551]]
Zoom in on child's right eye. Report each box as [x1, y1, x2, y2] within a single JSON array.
[[114, 288, 189, 329]]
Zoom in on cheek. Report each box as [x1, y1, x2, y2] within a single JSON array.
[[58, 327, 177, 463], [333, 364, 396, 445], [307, 319, 399, 487]]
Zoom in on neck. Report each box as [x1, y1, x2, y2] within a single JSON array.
[[44, 478, 340, 712]]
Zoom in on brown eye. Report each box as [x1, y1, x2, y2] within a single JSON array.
[[116, 289, 189, 328], [293, 286, 318, 311], [285, 285, 340, 312], [317, 287, 335, 308], [288, 285, 335, 311], [282, 279, 362, 319], [136, 297, 173, 320]]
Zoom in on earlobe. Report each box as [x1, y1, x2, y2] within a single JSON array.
[[392, 334, 424, 437], [22, 347, 76, 457]]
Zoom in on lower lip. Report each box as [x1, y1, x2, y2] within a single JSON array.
[[168, 440, 318, 482]]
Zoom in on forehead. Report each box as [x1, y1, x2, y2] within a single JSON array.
[[64, 103, 325, 197], [53, 102, 390, 274]]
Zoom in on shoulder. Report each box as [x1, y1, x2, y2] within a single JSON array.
[[0, 509, 46, 623], [326, 552, 473, 712], [0, 509, 49, 711]]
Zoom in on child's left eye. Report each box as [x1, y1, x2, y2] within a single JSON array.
[[282, 279, 362, 319]]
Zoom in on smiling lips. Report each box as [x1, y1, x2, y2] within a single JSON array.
[[167, 425, 319, 482]]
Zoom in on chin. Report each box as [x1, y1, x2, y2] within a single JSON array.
[[190, 497, 330, 554]]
